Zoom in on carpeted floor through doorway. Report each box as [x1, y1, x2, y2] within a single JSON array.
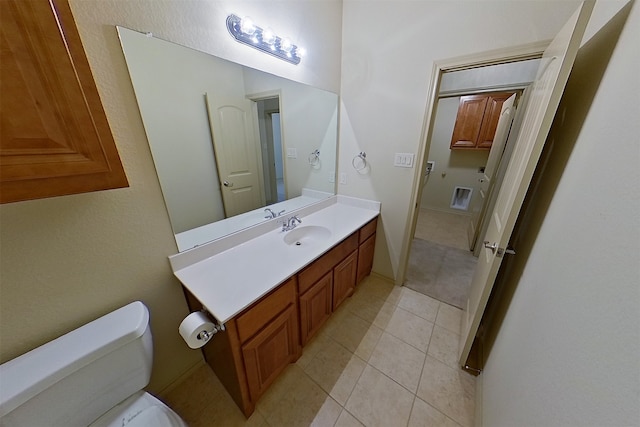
[[405, 238, 477, 309]]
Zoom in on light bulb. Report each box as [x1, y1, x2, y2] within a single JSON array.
[[296, 47, 306, 58], [280, 38, 292, 53], [262, 28, 275, 45], [240, 17, 255, 35]]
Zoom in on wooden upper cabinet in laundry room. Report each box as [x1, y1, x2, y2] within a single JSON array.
[[0, 0, 128, 204], [450, 92, 515, 150]]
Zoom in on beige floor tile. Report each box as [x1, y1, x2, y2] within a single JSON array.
[[324, 311, 383, 361], [309, 396, 343, 427], [368, 332, 426, 393], [354, 275, 403, 306], [256, 364, 331, 426], [296, 331, 332, 369], [335, 409, 365, 427], [353, 323, 384, 361], [435, 303, 463, 335], [408, 397, 462, 427], [398, 287, 440, 322], [417, 356, 475, 427], [163, 365, 266, 427], [385, 306, 435, 352], [162, 364, 237, 425], [345, 365, 414, 427], [188, 399, 267, 427], [344, 294, 396, 330], [303, 339, 367, 405], [428, 325, 460, 369]]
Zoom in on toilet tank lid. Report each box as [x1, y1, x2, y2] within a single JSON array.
[[0, 301, 150, 418]]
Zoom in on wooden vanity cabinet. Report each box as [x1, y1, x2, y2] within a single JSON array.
[[182, 215, 378, 417], [298, 232, 359, 345], [449, 92, 515, 150], [183, 277, 300, 417]]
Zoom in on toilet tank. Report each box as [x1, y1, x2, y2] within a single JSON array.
[[0, 301, 153, 427]]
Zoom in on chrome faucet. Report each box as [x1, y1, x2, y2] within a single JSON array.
[[264, 208, 286, 219], [282, 215, 302, 231]]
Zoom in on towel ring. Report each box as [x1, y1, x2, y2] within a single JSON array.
[[352, 152, 367, 171], [308, 149, 320, 167]]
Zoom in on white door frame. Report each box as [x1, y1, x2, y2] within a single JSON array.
[[397, 40, 551, 286], [248, 90, 285, 205]]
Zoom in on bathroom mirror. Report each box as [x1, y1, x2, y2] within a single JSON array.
[[117, 27, 338, 251]]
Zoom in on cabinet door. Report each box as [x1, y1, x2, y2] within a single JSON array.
[[357, 234, 376, 284], [0, 0, 128, 203], [333, 251, 357, 310], [476, 93, 514, 149], [299, 272, 333, 345], [449, 95, 488, 149], [242, 304, 300, 402]]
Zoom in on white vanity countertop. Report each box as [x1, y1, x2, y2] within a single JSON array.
[[171, 196, 380, 324]]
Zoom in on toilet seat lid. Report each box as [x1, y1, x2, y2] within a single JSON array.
[[124, 405, 187, 427]]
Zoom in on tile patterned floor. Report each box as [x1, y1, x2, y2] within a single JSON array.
[[161, 276, 475, 427]]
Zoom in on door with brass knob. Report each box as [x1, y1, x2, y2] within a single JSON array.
[[484, 241, 515, 257], [458, 1, 593, 369]]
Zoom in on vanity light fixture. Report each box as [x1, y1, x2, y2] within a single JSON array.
[[226, 14, 304, 65]]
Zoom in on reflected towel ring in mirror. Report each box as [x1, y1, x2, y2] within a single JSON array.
[[352, 152, 367, 172], [308, 149, 320, 167]]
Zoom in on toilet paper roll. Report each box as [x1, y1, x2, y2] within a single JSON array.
[[179, 311, 216, 349]]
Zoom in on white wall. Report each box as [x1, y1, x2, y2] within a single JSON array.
[[339, 0, 584, 279], [0, 0, 342, 394], [420, 97, 489, 215], [481, 1, 640, 425]]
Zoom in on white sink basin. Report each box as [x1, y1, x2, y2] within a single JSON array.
[[283, 225, 332, 246]]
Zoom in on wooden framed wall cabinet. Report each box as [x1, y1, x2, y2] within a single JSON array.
[[0, 0, 128, 204], [449, 92, 516, 150]]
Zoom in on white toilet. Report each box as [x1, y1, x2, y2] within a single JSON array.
[[0, 301, 188, 427]]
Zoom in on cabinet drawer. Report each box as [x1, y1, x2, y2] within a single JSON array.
[[236, 277, 297, 343], [359, 217, 378, 244], [298, 232, 358, 294]]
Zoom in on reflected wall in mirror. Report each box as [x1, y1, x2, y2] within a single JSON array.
[[117, 27, 338, 251]]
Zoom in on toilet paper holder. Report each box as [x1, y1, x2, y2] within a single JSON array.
[[200, 309, 225, 338], [180, 308, 226, 349], [199, 323, 225, 340]]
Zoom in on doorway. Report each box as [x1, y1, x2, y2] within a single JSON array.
[[403, 51, 543, 308], [255, 96, 286, 205]]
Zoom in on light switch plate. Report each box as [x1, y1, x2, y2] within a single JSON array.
[[286, 148, 297, 158], [339, 172, 347, 185], [394, 153, 415, 168]]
